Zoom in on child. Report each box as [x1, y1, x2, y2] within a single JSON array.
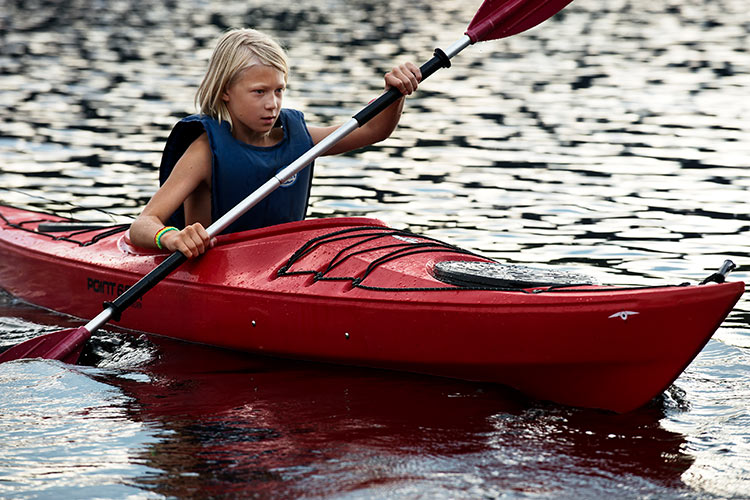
[[129, 28, 421, 258]]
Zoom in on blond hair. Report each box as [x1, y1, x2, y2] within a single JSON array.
[[195, 28, 289, 128]]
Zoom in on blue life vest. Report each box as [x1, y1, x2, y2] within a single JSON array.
[[159, 109, 314, 234]]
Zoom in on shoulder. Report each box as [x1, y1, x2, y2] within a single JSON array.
[[171, 114, 228, 136], [168, 114, 232, 155], [280, 108, 306, 125], [166, 115, 211, 147], [279, 108, 314, 145], [179, 113, 219, 125], [173, 113, 210, 131], [183, 132, 211, 157], [174, 132, 211, 173], [160, 117, 216, 185]]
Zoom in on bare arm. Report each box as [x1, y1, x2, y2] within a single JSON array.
[[129, 133, 214, 258], [307, 62, 421, 155]]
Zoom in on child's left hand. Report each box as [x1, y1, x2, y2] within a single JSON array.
[[385, 62, 422, 96]]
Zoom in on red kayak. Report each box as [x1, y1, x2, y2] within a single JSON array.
[[0, 204, 744, 412]]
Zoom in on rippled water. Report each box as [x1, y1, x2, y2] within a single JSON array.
[[1, 0, 749, 498]]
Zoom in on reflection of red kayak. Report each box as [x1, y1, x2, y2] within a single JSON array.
[[0, 204, 744, 412]]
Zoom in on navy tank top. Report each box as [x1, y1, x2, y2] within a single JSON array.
[[159, 109, 314, 234]]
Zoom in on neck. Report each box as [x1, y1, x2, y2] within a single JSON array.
[[232, 123, 282, 147]]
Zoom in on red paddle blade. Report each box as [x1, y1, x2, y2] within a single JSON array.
[[0, 326, 91, 364], [466, 0, 574, 43]]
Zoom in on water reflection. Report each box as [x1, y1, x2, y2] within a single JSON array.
[[0, 359, 159, 499], [109, 337, 693, 498]]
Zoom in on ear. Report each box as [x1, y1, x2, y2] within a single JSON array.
[[222, 89, 230, 103]]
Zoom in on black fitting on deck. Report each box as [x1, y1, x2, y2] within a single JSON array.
[[700, 259, 737, 285]]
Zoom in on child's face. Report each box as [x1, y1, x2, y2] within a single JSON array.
[[222, 64, 286, 140]]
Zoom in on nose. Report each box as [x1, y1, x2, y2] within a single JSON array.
[[265, 93, 280, 110]]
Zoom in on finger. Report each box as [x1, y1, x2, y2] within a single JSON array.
[[405, 62, 422, 82], [183, 224, 208, 255], [392, 64, 420, 94], [385, 69, 414, 95], [167, 237, 194, 259], [177, 243, 196, 259], [165, 228, 197, 258], [194, 224, 212, 245], [384, 72, 403, 93], [404, 63, 421, 90]]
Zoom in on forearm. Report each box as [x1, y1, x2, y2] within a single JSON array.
[[359, 96, 406, 144], [360, 61, 419, 142], [129, 215, 171, 250]]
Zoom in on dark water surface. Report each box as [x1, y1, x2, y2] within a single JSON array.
[[1, 0, 749, 498]]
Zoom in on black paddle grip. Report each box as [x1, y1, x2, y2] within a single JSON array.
[[353, 48, 452, 126], [104, 250, 187, 321]]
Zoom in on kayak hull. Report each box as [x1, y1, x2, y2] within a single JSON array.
[[0, 205, 744, 412]]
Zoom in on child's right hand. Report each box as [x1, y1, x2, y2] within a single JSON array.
[[160, 223, 215, 258]]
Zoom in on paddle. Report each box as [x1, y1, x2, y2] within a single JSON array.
[[0, 0, 574, 364]]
